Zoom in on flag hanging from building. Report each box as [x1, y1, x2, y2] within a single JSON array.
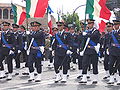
[[26, 0, 49, 18], [47, 5, 54, 35], [85, 0, 111, 20], [11, 3, 26, 25]]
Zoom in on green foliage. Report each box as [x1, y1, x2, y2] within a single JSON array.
[[61, 13, 81, 31]]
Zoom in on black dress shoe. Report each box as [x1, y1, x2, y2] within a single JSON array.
[[0, 76, 6, 79], [61, 81, 66, 83], [28, 79, 34, 82], [67, 75, 69, 77], [77, 75, 82, 79], [54, 81, 59, 83], [103, 77, 108, 80], [79, 81, 87, 84], [92, 81, 97, 84], [107, 82, 114, 84], [22, 73, 29, 75], [34, 73, 38, 76], [15, 73, 19, 75], [87, 76, 90, 79], [6, 78, 12, 81], [117, 83, 120, 85], [5, 72, 9, 74], [35, 80, 41, 82]]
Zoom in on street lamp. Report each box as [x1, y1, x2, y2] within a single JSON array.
[[73, 4, 86, 25], [72, 4, 86, 31]]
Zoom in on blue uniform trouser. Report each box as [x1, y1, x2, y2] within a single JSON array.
[[54, 55, 68, 74], [28, 49, 42, 74], [82, 54, 98, 74], [109, 55, 120, 76]]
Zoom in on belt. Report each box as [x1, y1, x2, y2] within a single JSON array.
[[31, 46, 39, 50], [87, 45, 95, 49], [57, 45, 67, 48], [112, 43, 120, 47], [2, 44, 13, 47]]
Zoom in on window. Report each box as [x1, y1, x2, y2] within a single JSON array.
[[3, 8, 8, 19], [0, 9, 2, 19], [10, 9, 14, 19]]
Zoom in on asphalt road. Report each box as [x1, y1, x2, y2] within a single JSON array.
[[0, 61, 120, 90]]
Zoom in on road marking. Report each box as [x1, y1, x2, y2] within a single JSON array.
[[0, 69, 107, 90]]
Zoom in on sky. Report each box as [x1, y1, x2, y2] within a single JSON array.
[[0, 0, 87, 20]]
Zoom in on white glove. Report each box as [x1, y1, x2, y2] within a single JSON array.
[[24, 42, 27, 50], [66, 50, 73, 55], [52, 50, 55, 56], [49, 47, 52, 51], [39, 46, 44, 54], [18, 50, 21, 54], [9, 50, 14, 55], [26, 31, 30, 35], [106, 49, 109, 55], [26, 50, 30, 55], [80, 51, 84, 56], [82, 32, 87, 36], [94, 43, 100, 53], [77, 48, 79, 53]]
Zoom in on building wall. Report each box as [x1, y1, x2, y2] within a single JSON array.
[[0, 3, 56, 30]]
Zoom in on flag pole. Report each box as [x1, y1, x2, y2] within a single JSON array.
[[26, 18, 29, 31], [84, 0, 88, 31]]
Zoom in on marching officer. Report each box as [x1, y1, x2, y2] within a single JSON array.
[[79, 19, 101, 84], [103, 22, 113, 80], [77, 22, 85, 79], [48, 26, 58, 68], [19, 25, 29, 75], [52, 22, 72, 83], [68, 24, 78, 70], [107, 20, 120, 85], [19, 25, 28, 66], [12, 24, 21, 75], [0, 22, 15, 80], [27, 21, 45, 82]]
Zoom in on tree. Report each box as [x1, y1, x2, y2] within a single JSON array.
[[62, 13, 81, 31]]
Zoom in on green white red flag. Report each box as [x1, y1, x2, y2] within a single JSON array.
[[26, 0, 49, 18], [86, 0, 111, 20], [11, 3, 26, 25], [47, 5, 54, 35]]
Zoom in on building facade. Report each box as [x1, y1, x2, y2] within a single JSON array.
[[0, 3, 56, 29]]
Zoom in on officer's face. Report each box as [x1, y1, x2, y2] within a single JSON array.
[[57, 24, 64, 31], [13, 28, 19, 32], [3, 25, 10, 31], [31, 26, 40, 31], [20, 28, 25, 32], [53, 28, 58, 35], [87, 22, 94, 29], [106, 25, 113, 32], [113, 23, 120, 30], [70, 28, 75, 33]]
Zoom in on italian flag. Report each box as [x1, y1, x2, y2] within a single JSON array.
[[86, 0, 111, 20], [12, 3, 26, 25], [26, 0, 49, 18], [98, 20, 106, 32], [47, 5, 53, 35]]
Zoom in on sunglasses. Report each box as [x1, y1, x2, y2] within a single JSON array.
[[88, 22, 94, 24], [114, 23, 119, 25], [57, 25, 62, 27], [107, 26, 112, 27]]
